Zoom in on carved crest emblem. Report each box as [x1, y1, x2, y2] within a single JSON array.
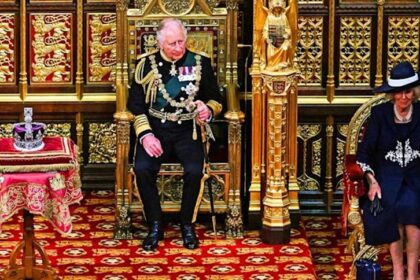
[[273, 80, 286, 93]]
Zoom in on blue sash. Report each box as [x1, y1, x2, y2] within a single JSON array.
[[153, 52, 197, 109]]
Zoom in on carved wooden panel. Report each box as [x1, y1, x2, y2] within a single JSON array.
[[335, 124, 348, 191], [88, 122, 116, 164], [44, 123, 72, 138], [30, 0, 73, 2], [29, 13, 73, 84], [387, 16, 419, 76], [0, 14, 16, 85], [339, 16, 372, 86], [0, 123, 13, 138], [297, 124, 323, 191], [86, 13, 117, 84], [296, 16, 323, 86]]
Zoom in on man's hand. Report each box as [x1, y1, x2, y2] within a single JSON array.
[[194, 100, 211, 122], [142, 134, 163, 158]]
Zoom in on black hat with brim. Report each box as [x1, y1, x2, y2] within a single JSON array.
[[374, 61, 420, 93]]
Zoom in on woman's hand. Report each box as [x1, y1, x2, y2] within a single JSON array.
[[366, 173, 382, 201], [142, 134, 163, 158]]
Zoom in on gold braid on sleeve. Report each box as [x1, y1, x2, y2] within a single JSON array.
[[206, 100, 223, 118], [133, 114, 151, 136], [134, 51, 158, 105]]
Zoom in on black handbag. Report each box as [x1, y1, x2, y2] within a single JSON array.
[[355, 258, 381, 280]]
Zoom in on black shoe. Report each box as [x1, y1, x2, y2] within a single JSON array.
[[142, 221, 164, 251], [181, 224, 199, 249]]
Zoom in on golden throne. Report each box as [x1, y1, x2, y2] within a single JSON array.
[[343, 93, 388, 278], [113, 0, 244, 239]]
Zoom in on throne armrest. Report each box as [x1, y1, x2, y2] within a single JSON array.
[[345, 154, 364, 181], [344, 154, 365, 197]]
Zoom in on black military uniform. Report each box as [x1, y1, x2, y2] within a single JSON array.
[[127, 49, 222, 227]]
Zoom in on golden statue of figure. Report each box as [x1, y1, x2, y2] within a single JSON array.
[[254, 0, 298, 71]]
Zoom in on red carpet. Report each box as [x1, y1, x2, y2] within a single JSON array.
[[0, 191, 317, 279], [302, 216, 395, 280]]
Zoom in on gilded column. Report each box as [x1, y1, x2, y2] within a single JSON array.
[[114, 0, 133, 239], [19, 0, 27, 99], [76, 113, 84, 166], [248, 0, 265, 228], [225, 0, 244, 238], [260, 72, 294, 244], [254, 0, 299, 244], [375, 0, 385, 87], [76, 0, 84, 99], [286, 77, 300, 225], [248, 74, 264, 228], [326, 0, 336, 102], [325, 115, 334, 213]]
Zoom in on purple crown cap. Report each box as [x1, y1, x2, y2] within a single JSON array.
[[13, 108, 46, 151]]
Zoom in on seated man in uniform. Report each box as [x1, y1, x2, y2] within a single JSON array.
[[127, 18, 222, 251]]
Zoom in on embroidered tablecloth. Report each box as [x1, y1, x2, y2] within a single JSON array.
[[0, 137, 82, 234]]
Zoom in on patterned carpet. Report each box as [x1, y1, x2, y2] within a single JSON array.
[[302, 216, 395, 280], [0, 190, 317, 280]]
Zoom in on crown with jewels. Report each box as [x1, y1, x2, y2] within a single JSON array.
[[13, 108, 46, 151]]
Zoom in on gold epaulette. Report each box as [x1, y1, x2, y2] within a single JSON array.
[[134, 49, 158, 85], [134, 50, 158, 104]]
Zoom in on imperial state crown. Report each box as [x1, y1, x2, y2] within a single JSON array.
[[13, 108, 46, 151]]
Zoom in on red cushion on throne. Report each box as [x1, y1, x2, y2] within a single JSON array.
[[344, 154, 365, 197]]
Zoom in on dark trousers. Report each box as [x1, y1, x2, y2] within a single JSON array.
[[134, 119, 204, 225]]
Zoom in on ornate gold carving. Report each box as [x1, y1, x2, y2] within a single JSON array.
[[88, 123, 116, 164], [128, 19, 226, 84], [297, 125, 321, 141], [336, 124, 348, 184], [296, 16, 323, 86], [159, 0, 194, 15], [116, 120, 131, 145], [336, 137, 346, 178], [143, 34, 158, 54], [133, 0, 151, 11], [297, 124, 321, 191], [298, 0, 323, 3], [30, 13, 72, 83], [387, 16, 419, 74], [44, 123, 71, 137], [186, 32, 214, 59], [160, 174, 225, 205], [254, 0, 299, 71], [339, 16, 372, 86], [312, 139, 321, 177], [326, 0, 336, 102], [346, 94, 387, 155], [226, 0, 238, 10], [0, 123, 13, 138], [116, 0, 129, 12], [338, 124, 348, 137], [0, 14, 15, 84], [87, 13, 117, 83]]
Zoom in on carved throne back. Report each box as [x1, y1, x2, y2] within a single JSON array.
[[118, 1, 240, 233]]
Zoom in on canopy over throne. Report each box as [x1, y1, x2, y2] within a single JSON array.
[[113, 0, 244, 239]]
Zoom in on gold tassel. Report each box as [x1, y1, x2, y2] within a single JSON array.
[[192, 120, 197, 140]]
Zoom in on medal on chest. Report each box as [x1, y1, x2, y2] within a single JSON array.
[[178, 66, 197, 82]]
